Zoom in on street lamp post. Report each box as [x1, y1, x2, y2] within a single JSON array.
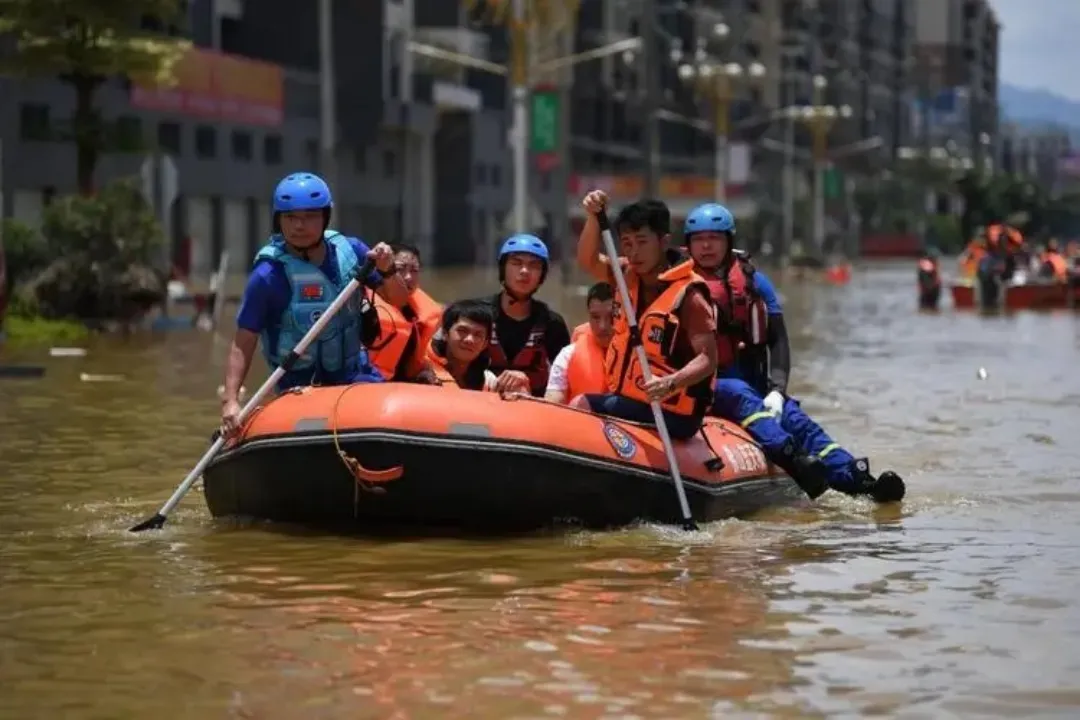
[[508, 0, 530, 233], [674, 23, 766, 204], [420, 0, 638, 234], [797, 74, 851, 257]]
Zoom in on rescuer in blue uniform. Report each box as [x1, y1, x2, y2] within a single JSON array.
[[683, 202, 906, 503], [220, 172, 409, 436]]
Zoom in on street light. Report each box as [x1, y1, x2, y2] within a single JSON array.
[[415, 0, 639, 234], [794, 74, 852, 256], [673, 24, 766, 203]]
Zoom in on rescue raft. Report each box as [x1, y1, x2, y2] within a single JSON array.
[[950, 280, 1079, 311], [202, 383, 800, 533]]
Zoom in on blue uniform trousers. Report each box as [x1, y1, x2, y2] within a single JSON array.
[[710, 378, 861, 491]]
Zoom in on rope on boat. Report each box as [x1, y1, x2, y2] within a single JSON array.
[[330, 384, 404, 494]]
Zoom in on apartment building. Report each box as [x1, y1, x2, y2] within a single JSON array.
[[911, 0, 1000, 160], [0, 0, 514, 273], [778, 0, 915, 156], [1000, 123, 1072, 196]]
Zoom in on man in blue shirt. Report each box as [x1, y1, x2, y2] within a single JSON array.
[[683, 202, 905, 503], [220, 172, 409, 436]]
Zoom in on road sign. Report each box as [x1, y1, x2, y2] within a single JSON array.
[[824, 166, 842, 200], [530, 87, 559, 168]]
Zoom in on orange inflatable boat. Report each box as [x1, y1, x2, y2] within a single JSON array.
[[202, 384, 801, 532]]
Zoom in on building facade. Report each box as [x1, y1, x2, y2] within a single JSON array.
[[911, 0, 1000, 165], [0, 0, 515, 276]]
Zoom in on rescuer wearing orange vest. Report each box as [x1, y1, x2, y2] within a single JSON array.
[[684, 202, 905, 503], [425, 299, 530, 392], [543, 281, 615, 403], [959, 232, 987, 279], [984, 221, 1025, 280], [917, 247, 942, 309], [367, 244, 444, 382], [570, 194, 718, 440], [1039, 239, 1069, 283]]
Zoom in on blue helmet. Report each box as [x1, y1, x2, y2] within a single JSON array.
[[273, 173, 333, 213], [684, 203, 735, 240], [498, 234, 549, 263], [498, 234, 549, 286]]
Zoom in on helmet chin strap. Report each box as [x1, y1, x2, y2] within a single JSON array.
[[502, 282, 533, 304]]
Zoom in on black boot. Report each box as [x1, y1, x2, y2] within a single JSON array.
[[771, 441, 829, 500], [838, 458, 906, 503]]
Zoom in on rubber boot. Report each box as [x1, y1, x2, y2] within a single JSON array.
[[836, 458, 906, 503], [770, 441, 829, 500]]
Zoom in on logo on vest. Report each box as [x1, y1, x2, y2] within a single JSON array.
[[602, 421, 638, 460], [300, 283, 324, 301], [309, 309, 324, 324]]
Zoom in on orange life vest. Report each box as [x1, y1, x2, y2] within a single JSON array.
[[565, 322, 607, 398], [1042, 252, 1068, 281], [960, 241, 986, 278], [703, 257, 768, 373], [486, 294, 553, 396], [425, 342, 491, 391], [986, 224, 1023, 251], [605, 260, 711, 417], [368, 288, 443, 380]]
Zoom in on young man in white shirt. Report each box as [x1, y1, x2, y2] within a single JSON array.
[[544, 282, 615, 404]]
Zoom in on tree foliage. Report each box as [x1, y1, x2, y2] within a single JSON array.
[[0, 0, 190, 194], [957, 173, 1080, 242], [13, 179, 166, 323]]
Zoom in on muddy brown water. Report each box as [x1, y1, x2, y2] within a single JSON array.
[[2, 262, 1079, 718]]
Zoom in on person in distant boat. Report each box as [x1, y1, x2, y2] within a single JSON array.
[[917, 247, 942, 309], [572, 194, 717, 441], [683, 201, 904, 503], [544, 281, 614, 403], [368, 244, 443, 383], [427, 299, 528, 392], [984, 221, 1025, 281], [959, 231, 987, 279], [220, 172, 408, 437], [449, 235, 572, 397], [1038, 238, 1069, 283]]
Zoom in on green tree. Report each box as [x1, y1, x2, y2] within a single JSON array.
[[0, 219, 50, 287], [15, 178, 166, 323], [0, 0, 190, 194]]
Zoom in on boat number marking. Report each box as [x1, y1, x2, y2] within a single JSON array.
[[722, 442, 767, 474], [602, 421, 638, 460]]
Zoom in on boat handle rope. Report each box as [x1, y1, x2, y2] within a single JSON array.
[[330, 383, 405, 492]]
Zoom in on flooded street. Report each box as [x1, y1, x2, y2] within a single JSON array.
[[2, 261, 1080, 718]]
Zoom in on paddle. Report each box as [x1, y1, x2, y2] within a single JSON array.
[[129, 258, 378, 532], [594, 211, 699, 532]]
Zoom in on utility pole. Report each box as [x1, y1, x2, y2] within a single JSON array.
[[317, 0, 337, 191], [510, 0, 529, 232], [641, 0, 659, 197], [781, 79, 795, 260], [397, 0, 415, 242]]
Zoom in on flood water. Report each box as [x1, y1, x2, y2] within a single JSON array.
[[2, 261, 1079, 718]]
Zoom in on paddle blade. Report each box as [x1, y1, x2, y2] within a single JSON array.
[[129, 513, 167, 533]]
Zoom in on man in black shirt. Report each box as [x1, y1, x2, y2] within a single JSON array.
[[479, 234, 571, 396]]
